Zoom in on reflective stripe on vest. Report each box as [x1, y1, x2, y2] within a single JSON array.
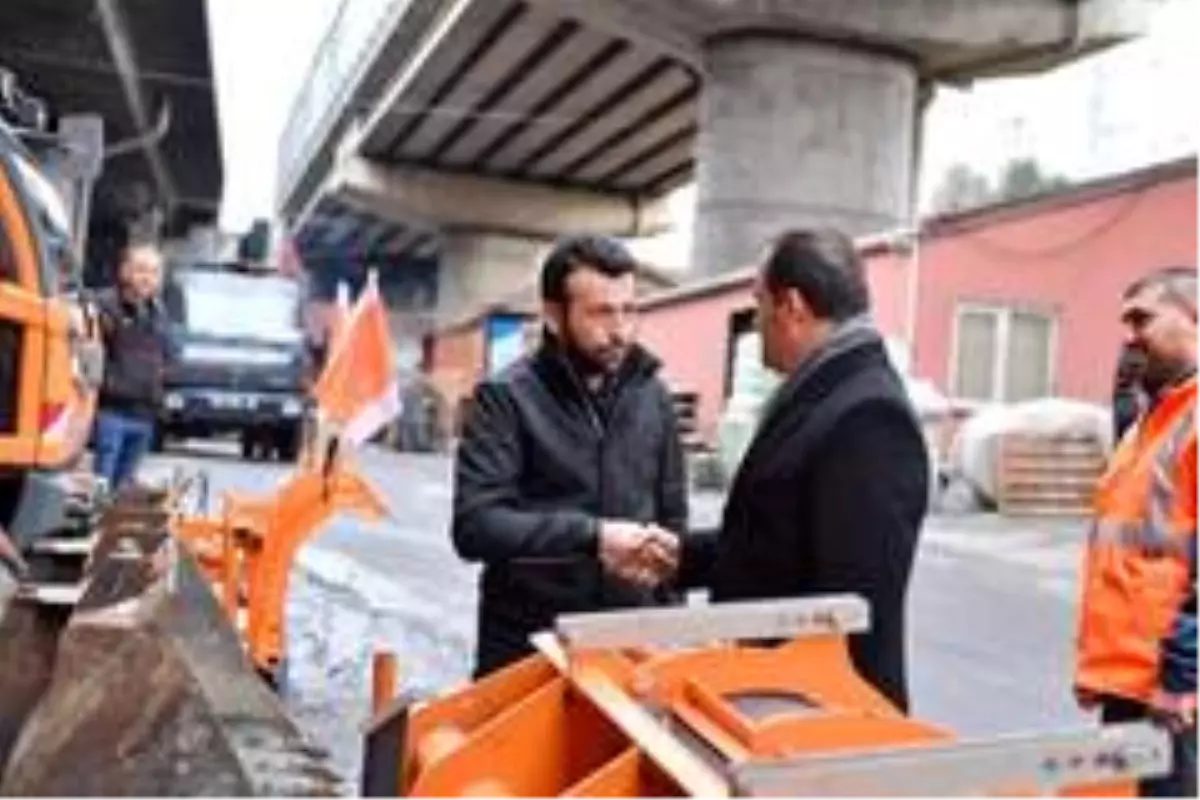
[[1090, 406, 1196, 558]]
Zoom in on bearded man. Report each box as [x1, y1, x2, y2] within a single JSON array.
[[451, 234, 685, 677]]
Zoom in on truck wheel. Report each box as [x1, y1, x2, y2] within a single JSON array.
[[274, 425, 300, 463], [239, 431, 256, 461]]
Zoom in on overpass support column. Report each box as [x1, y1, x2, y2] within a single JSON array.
[[438, 230, 548, 320], [691, 35, 918, 276]]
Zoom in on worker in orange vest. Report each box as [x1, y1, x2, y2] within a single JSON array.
[[1075, 266, 1197, 797]]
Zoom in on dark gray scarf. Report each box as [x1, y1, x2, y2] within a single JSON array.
[[757, 315, 883, 428]]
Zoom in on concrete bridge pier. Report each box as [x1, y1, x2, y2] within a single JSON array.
[[693, 34, 919, 275], [439, 230, 548, 318]]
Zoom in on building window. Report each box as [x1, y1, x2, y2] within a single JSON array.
[[951, 304, 1056, 402]]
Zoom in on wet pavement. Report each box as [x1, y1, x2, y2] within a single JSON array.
[[144, 441, 1096, 788]]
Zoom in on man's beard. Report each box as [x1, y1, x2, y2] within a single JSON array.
[[1139, 350, 1194, 397], [560, 329, 623, 378]]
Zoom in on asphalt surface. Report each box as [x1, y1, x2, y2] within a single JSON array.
[[143, 441, 1097, 787]]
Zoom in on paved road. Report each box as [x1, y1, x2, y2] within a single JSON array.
[[144, 441, 1096, 783]]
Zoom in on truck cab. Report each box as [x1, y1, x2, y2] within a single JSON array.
[[1, 109, 100, 549], [159, 262, 309, 461]]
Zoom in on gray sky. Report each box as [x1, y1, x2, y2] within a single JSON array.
[[209, 1, 1196, 264], [208, 0, 340, 232]]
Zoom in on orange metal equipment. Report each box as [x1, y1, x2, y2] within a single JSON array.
[[362, 596, 1171, 797], [171, 451, 389, 681]]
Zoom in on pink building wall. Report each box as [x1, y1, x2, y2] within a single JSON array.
[[638, 160, 1197, 444], [913, 166, 1197, 401]]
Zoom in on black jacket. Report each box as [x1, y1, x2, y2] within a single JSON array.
[[452, 337, 687, 677], [681, 332, 928, 710], [96, 288, 169, 419]]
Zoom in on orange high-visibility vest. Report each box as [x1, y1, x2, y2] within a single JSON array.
[[1075, 375, 1197, 703]]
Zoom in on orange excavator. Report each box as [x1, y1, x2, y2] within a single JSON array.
[[0, 70, 103, 593], [0, 69, 358, 794]]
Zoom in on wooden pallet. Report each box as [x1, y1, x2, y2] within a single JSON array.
[[997, 432, 1106, 517]]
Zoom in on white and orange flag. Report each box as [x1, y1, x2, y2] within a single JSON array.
[[328, 280, 351, 347], [311, 271, 400, 446]]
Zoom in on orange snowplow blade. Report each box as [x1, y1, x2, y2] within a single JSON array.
[[364, 597, 1165, 797], [171, 455, 388, 680]]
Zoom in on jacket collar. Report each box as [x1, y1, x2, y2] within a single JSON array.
[[736, 323, 888, 478], [757, 315, 882, 435]]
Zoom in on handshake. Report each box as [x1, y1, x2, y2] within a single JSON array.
[[597, 520, 680, 589]]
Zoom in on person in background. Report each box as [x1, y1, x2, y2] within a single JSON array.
[[92, 243, 170, 491], [672, 228, 930, 711], [1075, 266, 1197, 797], [451, 234, 684, 678]]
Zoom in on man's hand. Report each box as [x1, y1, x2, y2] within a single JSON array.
[[598, 521, 679, 589], [1147, 690, 1195, 734]]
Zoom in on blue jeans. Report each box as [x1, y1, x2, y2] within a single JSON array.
[[93, 410, 154, 491]]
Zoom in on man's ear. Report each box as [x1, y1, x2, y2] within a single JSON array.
[[542, 301, 564, 336], [780, 287, 812, 322]]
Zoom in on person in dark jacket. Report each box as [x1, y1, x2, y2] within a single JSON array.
[[93, 244, 169, 491], [452, 234, 685, 678], [676, 228, 929, 711]]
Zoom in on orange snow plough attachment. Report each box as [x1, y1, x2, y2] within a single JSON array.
[[364, 596, 1170, 797], [171, 451, 389, 682]]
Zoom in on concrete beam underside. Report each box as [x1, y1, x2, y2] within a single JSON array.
[[438, 231, 548, 322], [331, 157, 673, 241], [523, 0, 1146, 79]]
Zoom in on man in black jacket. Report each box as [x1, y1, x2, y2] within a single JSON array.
[[677, 229, 929, 711], [93, 244, 169, 490], [452, 234, 685, 677]]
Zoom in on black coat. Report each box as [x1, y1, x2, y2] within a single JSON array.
[[95, 288, 169, 419], [681, 333, 928, 710], [452, 338, 687, 677]]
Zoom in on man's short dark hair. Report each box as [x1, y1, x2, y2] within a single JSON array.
[[1124, 266, 1197, 314], [763, 228, 870, 322], [540, 234, 637, 303]]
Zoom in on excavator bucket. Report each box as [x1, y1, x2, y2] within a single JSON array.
[[0, 487, 342, 795], [0, 586, 63, 773], [365, 596, 1171, 797]]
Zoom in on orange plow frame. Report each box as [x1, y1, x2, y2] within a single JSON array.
[[171, 454, 388, 679], [363, 596, 1170, 797]]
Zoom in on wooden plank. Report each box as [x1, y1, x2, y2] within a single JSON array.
[[1002, 490, 1094, 502], [555, 595, 869, 649], [998, 432, 1105, 520]]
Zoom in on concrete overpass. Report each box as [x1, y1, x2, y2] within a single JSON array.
[[0, 0, 223, 285], [279, 0, 1156, 318]]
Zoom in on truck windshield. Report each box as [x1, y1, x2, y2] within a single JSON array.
[[170, 269, 302, 344]]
